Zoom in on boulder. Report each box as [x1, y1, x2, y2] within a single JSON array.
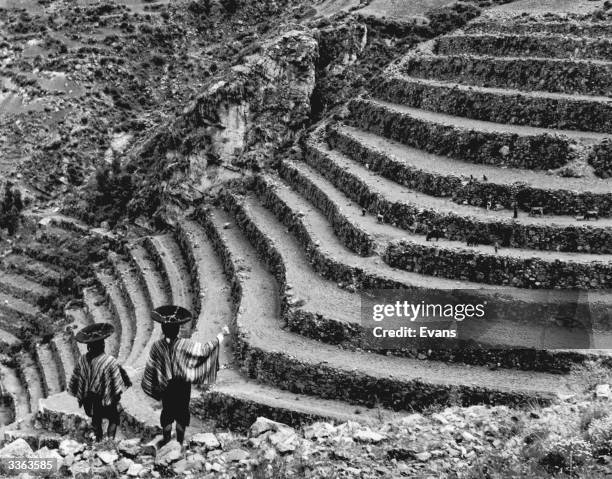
[[223, 448, 249, 463], [127, 462, 145, 477], [250, 417, 291, 437], [155, 440, 182, 466], [97, 450, 119, 464], [59, 439, 85, 457], [353, 429, 385, 444], [35, 447, 63, 465], [116, 458, 134, 474], [142, 435, 165, 456], [190, 432, 220, 451], [304, 422, 336, 439], [0, 438, 34, 457], [70, 460, 91, 475], [269, 428, 299, 453], [415, 451, 432, 462], [118, 438, 142, 458]]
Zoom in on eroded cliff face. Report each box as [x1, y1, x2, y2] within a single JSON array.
[[124, 26, 318, 221]]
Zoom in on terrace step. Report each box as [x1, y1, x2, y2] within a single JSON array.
[[127, 243, 169, 310], [0, 327, 20, 354], [229, 187, 612, 367], [171, 220, 397, 431], [0, 364, 29, 422], [0, 271, 52, 305], [376, 75, 612, 134], [464, 20, 612, 37], [2, 426, 65, 451], [328, 124, 612, 217], [436, 33, 612, 61], [144, 235, 193, 310], [274, 162, 612, 289], [82, 287, 120, 359], [198, 206, 572, 411], [34, 344, 62, 397], [398, 54, 612, 96], [304, 139, 612, 254], [193, 368, 397, 432], [93, 270, 134, 364], [0, 293, 40, 336], [108, 254, 154, 365], [0, 255, 62, 287], [36, 392, 90, 441], [17, 353, 45, 414], [348, 98, 609, 171], [174, 220, 233, 348], [50, 334, 76, 391]]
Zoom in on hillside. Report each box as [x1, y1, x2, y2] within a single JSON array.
[[0, 0, 611, 478]]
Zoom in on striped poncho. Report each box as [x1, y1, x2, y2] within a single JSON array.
[[68, 353, 127, 407], [141, 338, 220, 401]]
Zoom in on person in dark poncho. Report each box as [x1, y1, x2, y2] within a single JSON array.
[[142, 305, 228, 445], [68, 323, 131, 441]]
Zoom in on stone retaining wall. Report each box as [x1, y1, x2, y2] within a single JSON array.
[[464, 20, 612, 37], [272, 167, 377, 256], [217, 188, 610, 372], [385, 240, 612, 289], [436, 34, 612, 61], [327, 126, 612, 217], [348, 98, 574, 170], [376, 74, 612, 134], [304, 140, 612, 254], [195, 203, 554, 411], [191, 390, 335, 433], [274, 157, 612, 289], [398, 55, 612, 96]]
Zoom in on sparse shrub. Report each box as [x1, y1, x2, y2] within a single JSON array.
[[540, 438, 592, 474], [188, 0, 212, 16], [579, 403, 609, 432], [586, 415, 612, 454], [426, 2, 481, 36], [221, 0, 240, 14], [19, 314, 55, 352]]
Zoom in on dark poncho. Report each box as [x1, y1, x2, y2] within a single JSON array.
[[141, 338, 220, 401], [68, 353, 127, 407]]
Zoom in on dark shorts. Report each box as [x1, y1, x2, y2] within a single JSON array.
[[160, 379, 191, 427], [86, 394, 120, 423]]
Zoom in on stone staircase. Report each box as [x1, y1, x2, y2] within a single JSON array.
[[1, 5, 611, 445]]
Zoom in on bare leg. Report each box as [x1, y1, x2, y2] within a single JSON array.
[[107, 420, 118, 440], [92, 415, 103, 442], [162, 424, 173, 444], [176, 422, 186, 445]]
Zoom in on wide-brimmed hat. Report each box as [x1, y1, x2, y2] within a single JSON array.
[[151, 305, 193, 325], [75, 323, 115, 344]]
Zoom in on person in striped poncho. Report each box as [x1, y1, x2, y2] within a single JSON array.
[[141, 305, 229, 445], [68, 323, 131, 441]]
